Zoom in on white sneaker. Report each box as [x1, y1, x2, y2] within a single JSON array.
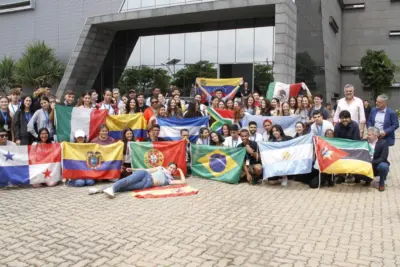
[[281, 177, 288, 187], [88, 188, 101, 195], [103, 187, 115, 198]]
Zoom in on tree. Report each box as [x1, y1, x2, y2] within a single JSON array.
[[14, 41, 65, 88], [0, 56, 16, 94], [296, 51, 316, 91], [118, 66, 171, 94], [173, 61, 217, 95], [359, 49, 397, 100], [254, 63, 274, 96]]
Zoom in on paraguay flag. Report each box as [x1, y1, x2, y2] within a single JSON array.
[[0, 144, 61, 186], [105, 114, 147, 140], [158, 117, 209, 143]]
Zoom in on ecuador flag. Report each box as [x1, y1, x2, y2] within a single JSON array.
[[106, 114, 147, 140], [62, 142, 123, 179], [130, 140, 187, 175], [207, 107, 234, 132], [191, 144, 246, 184], [315, 137, 374, 178]]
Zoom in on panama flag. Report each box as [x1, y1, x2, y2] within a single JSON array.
[[130, 141, 187, 175], [55, 105, 108, 142], [158, 117, 209, 143], [105, 114, 147, 140], [191, 144, 246, 184], [258, 133, 313, 179], [266, 82, 312, 103], [0, 144, 61, 186], [207, 107, 234, 132], [242, 114, 301, 137]]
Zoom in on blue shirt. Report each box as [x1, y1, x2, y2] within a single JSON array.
[[374, 108, 386, 131]]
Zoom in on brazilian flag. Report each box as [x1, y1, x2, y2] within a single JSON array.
[[191, 144, 246, 184]]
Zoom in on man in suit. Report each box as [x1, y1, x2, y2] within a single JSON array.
[[367, 127, 390, 192], [367, 94, 399, 146]]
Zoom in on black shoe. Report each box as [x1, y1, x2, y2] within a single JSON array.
[[327, 178, 334, 187], [354, 178, 361, 184], [364, 180, 371, 186]]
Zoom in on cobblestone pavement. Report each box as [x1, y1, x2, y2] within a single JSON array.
[[1, 140, 400, 267]]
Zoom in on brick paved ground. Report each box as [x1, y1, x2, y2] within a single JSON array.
[[1, 138, 400, 267]]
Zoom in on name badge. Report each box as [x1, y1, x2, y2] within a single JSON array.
[[3, 125, 8, 131], [246, 159, 250, 166]]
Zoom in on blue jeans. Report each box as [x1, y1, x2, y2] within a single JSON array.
[[377, 162, 389, 186], [112, 170, 154, 192], [68, 179, 95, 187]]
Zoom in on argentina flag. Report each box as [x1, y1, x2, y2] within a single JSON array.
[[258, 133, 313, 179], [158, 117, 209, 143]]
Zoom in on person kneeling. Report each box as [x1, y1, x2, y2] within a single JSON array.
[[238, 129, 262, 184], [367, 127, 390, 191]]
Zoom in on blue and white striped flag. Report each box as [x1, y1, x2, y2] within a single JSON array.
[[242, 114, 301, 137], [258, 133, 313, 179], [158, 117, 209, 143]]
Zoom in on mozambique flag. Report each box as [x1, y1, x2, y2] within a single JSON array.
[[207, 107, 234, 132], [314, 137, 374, 178], [106, 114, 147, 140], [191, 144, 246, 184], [61, 142, 123, 179], [130, 140, 187, 175]]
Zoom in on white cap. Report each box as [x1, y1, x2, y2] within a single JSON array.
[[75, 129, 86, 138]]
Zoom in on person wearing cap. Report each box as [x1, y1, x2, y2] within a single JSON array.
[[196, 78, 243, 105], [66, 129, 95, 187], [0, 127, 15, 146], [128, 89, 136, 100], [223, 124, 242, 148]]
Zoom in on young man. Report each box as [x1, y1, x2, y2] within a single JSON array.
[[146, 88, 161, 106], [112, 88, 124, 113], [310, 110, 334, 137], [180, 129, 191, 175], [308, 93, 331, 122], [63, 90, 75, 106], [248, 121, 263, 142], [0, 127, 15, 146], [135, 93, 148, 113], [334, 110, 360, 140], [238, 129, 262, 184], [367, 127, 390, 191], [8, 88, 21, 117], [128, 89, 136, 100], [143, 96, 158, 122], [223, 124, 242, 147], [196, 78, 243, 104], [145, 124, 165, 142]]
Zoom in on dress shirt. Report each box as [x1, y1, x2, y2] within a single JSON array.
[[374, 108, 386, 131], [333, 97, 366, 125]]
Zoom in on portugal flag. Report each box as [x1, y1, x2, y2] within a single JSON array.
[[130, 141, 187, 175], [314, 137, 374, 178]]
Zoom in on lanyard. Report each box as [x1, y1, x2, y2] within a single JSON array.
[[10, 103, 20, 114], [42, 109, 49, 126], [232, 138, 238, 147], [1, 111, 8, 125], [316, 124, 323, 136], [103, 103, 112, 114], [25, 112, 32, 122]]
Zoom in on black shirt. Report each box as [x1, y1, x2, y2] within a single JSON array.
[[136, 104, 148, 113], [334, 120, 360, 140], [238, 140, 261, 165]]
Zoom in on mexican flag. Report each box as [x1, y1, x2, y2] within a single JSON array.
[[130, 140, 187, 175], [266, 82, 311, 102], [207, 107, 234, 132], [314, 137, 374, 178], [55, 105, 108, 142]]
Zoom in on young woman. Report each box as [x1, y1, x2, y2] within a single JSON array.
[[221, 124, 231, 138], [121, 128, 135, 178], [91, 124, 116, 145], [77, 92, 92, 109], [281, 102, 293, 116], [244, 96, 255, 115], [148, 104, 167, 130], [226, 99, 234, 111], [260, 99, 272, 116], [0, 96, 13, 141], [294, 122, 306, 138], [32, 128, 53, 144], [218, 100, 226, 110], [297, 96, 303, 111], [270, 98, 281, 116], [13, 96, 34, 145], [262, 119, 273, 142], [90, 162, 186, 198], [210, 96, 219, 109], [325, 129, 334, 138], [271, 124, 293, 186], [88, 89, 98, 108], [196, 127, 210, 145], [166, 99, 183, 118], [125, 98, 137, 114], [98, 89, 117, 115], [233, 106, 244, 128], [289, 96, 298, 115], [210, 131, 224, 146], [27, 96, 54, 141], [300, 96, 313, 124], [184, 101, 203, 118]]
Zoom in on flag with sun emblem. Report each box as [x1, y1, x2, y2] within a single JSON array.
[[258, 133, 314, 179], [191, 144, 246, 184], [0, 144, 61, 186]]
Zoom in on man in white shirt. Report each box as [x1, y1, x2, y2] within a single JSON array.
[[223, 125, 242, 147], [311, 110, 334, 137], [248, 121, 263, 142], [8, 88, 21, 117], [333, 84, 366, 138]]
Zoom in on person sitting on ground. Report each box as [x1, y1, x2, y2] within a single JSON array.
[[89, 162, 186, 198], [32, 128, 54, 145], [121, 128, 135, 178], [325, 129, 334, 138], [0, 127, 15, 146], [238, 129, 262, 185], [248, 121, 263, 142], [91, 124, 116, 145], [210, 131, 224, 146], [310, 110, 334, 137]]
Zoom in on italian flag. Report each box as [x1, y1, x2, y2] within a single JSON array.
[[55, 106, 108, 142], [207, 107, 234, 132], [267, 82, 311, 101]]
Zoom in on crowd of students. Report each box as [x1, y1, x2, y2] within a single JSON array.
[[0, 82, 398, 196]]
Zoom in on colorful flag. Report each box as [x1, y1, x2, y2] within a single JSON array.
[[158, 117, 209, 143], [242, 114, 301, 137], [191, 144, 246, 184], [61, 142, 123, 180], [207, 107, 234, 132], [55, 105, 108, 142], [0, 144, 61, 186], [315, 137, 374, 178], [105, 114, 147, 140], [130, 140, 187, 175], [132, 184, 199, 198], [197, 78, 242, 102], [259, 134, 314, 179], [266, 82, 312, 103]]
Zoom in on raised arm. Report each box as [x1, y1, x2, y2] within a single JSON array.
[[170, 168, 186, 184], [196, 78, 211, 97]]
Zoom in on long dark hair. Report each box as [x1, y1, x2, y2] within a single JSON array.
[[19, 96, 34, 113], [167, 99, 182, 117], [122, 128, 135, 154], [210, 131, 225, 146], [270, 124, 287, 141], [184, 101, 202, 118], [37, 127, 52, 143], [125, 97, 137, 114]]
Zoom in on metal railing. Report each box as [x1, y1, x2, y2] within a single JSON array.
[[120, 0, 218, 13]]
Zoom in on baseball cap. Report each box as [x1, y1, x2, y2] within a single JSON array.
[[75, 129, 86, 138], [129, 89, 136, 93]]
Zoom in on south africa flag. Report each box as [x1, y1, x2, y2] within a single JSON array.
[[191, 144, 246, 184]]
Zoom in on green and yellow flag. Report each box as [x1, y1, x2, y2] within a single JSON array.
[[191, 144, 246, 184]]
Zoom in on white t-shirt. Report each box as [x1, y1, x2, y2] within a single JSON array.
[[262, 132, 270, 142], [223, 136, 242, 148], [248, 132, 263, 142], [311, 120, 334, 137], [8, 103, 20, 116], [100, 103, 115, 115]]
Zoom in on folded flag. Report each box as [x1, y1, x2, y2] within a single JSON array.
[[158, 116, 209, 143], [207, 107, 234, 132], [0, 144, 61, 186], [191, 144, 246, 184], [315, 137, 374, 178], [197, 77, 242, 102], [106, 114, 147, 140], [267, 82, 312, 103], [259, 133, 313, 179], [61, 142, 123, 179], [55, 105, 108, 142], [130, 140, 187, 175], [132, 184, 199, 198], [242, 114, 301, 137]]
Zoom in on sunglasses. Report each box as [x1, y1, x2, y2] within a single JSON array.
[[0, 134, 8, 138]]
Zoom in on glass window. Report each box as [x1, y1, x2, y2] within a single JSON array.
[[169, 33, 185, 64], [236, 28, 254, 63], [155, 0, 170, 7], [140, 36, 155, 66], [185, 32, 201, 64], [155, 35, 170, 66], [218, 30, 236, 63], [128, 37, 141, 66], [170, 0, 186, 5], [201, 31, 218, 63], [141, 0, 156, 8], [124, 0, 141, 11], [254, 26, 274, 62]]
